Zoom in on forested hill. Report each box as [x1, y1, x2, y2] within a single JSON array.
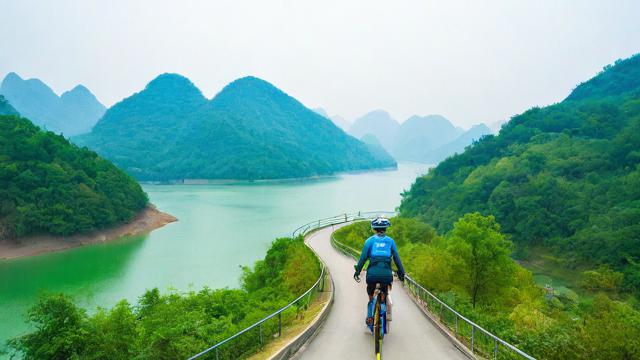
[[400, 54, 640, 288], [0, 115, 148, 239], [74, 74, 396, 181]]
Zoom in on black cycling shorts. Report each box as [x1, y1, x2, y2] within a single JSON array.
[[366, 281, 391, 297]]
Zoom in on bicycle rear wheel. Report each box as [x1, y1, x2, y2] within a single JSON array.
[[374, 295, 382, 359]]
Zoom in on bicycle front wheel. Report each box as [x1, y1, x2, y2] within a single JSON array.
[[374, 296, 382, 359]]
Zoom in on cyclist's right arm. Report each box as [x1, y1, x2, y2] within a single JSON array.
[[355, 238, 372, 274], [391, 241, 406, 281]]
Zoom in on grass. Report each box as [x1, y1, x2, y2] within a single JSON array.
[[246, 288, 331, 360]]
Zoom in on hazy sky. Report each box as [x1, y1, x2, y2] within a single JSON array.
[[1, 0, 639, 128]]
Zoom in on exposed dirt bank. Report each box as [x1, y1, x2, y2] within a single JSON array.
[[0, 205, 177, 260]]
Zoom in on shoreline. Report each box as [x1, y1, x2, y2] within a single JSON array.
[[0, 205, 177, 260], [138, 165, 405, 185]]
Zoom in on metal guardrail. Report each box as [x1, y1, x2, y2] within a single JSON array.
[[330, 219, 536, 360], [189, 211, 394, 360]]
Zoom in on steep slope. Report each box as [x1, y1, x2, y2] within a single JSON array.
[[349, 110, 400, 153], [0, 95, 19, 115], [392, 114, 463, 162], [0, 115, 148, 239], [400, 54, 640, 288], [422, 123, 491, 164], [566, 53, 640, 101], [359, 133, 395, 165], [0, 73, 106, 136], [75, 75, 396, 180]]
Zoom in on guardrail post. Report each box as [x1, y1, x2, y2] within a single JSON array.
[[259, 323, 263, 344], [471, 325, 475, 353], [215, 348, 219, 360], [455, 315, 458, 335], [494, 339, 498, 359], [278, 313, 282, 337]]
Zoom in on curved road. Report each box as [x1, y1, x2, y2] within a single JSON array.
[[301, 225, 467, 360]]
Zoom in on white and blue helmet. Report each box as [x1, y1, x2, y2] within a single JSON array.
[[371, 217, 391, 230]]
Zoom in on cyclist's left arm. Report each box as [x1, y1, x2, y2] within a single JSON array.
[[355, 238, 372, 274], [391, 241, 406, 279]]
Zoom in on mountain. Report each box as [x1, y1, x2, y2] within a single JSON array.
[[0, 95, 18, 115], [349, 110, 400, 153], [392, 114, 463, 162], [348, 110, 491, 165], [313, 108, 351, 131], [0, 72, 106, 136], [74, 74, 396, 181], [0, 114, 148, 239], [421, 123, 491, 164], [400, 53, 640, 288], [60, 85, 107, 131]]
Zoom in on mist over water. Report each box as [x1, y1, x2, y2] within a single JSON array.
[[0, 162, 429, 343]]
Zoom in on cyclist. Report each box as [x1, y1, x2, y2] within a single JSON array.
[[353, 217, 405, 325]]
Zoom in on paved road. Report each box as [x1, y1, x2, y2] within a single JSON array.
[[300, 225, 467, 360]]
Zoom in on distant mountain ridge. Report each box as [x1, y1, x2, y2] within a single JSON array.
[[0, 72, 106, 136], [349, 110, 400, 152], [75, 74, 396, 180], [347, 110, 490, 164], [392, 114, 464, 162], [313, 108, 350, 131]]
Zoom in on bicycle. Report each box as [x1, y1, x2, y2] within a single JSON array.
[[354, 271, 388, 359]]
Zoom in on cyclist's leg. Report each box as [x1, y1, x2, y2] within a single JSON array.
[[379, 282, 390, 301], [367, 282, 375, 302], [366, 281, 376, 325]]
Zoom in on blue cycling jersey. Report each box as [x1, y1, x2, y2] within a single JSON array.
[[355, 234, 405, 279]]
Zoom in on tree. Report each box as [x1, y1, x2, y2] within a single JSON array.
[[8, 294, 89, 359], [446, 213, 517, 307]]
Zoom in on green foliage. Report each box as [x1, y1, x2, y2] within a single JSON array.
[[7, 294, 89, 359], [334, 215, 640, 359], [0, 115, 148, 238], [333, 217, 437, 249], [399, 54, 640, 292], [580, 266, 624, 293], [446, 213, 517, 307], [7, 236, 321, 359], [579, 294, 640, 359], [74, 74, 396, 181]]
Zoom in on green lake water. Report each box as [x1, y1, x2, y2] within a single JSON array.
[[0, 162, 429, 344]]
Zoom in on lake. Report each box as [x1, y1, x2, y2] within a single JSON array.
[[0, 162, 429, 344]]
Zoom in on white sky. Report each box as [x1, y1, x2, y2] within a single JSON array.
[[1, 0, 639, 128]]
